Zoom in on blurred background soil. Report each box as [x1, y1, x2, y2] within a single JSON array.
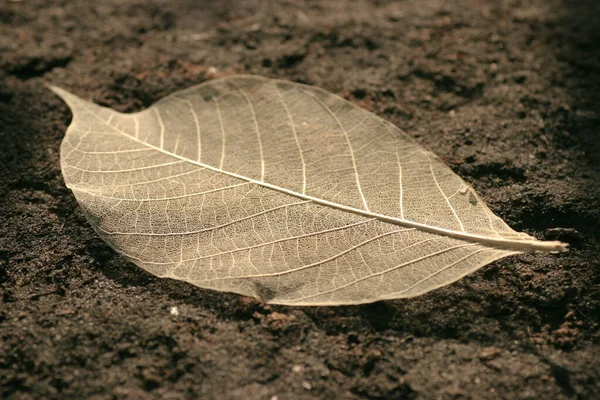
[[1, 0, 599, 399]]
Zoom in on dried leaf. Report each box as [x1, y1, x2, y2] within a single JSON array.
[[51, 76, 567, 305]]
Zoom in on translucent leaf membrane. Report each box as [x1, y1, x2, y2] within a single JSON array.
[[51, 76, 567, 305]]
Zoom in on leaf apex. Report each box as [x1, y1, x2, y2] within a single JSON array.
[[47, 85, 85, 109]]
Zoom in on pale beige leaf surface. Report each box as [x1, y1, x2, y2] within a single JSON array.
[[51, 76, 567, 305]]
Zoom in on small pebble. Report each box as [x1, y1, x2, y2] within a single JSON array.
[[292, 365, 304, 373], [206, 66, 218, 78]]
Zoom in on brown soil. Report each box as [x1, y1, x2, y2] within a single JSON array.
[[1, 0, 599, 399]]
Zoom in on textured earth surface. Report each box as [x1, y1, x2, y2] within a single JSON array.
[[1, 0, 599, 399]]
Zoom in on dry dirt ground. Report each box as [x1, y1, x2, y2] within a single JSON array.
[[1, 0, 599, 399]]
